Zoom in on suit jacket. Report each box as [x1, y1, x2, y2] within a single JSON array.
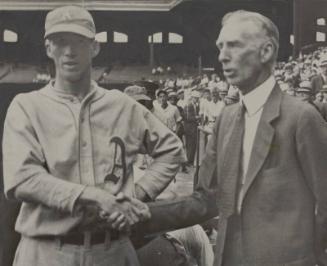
[[143, 85, 327, 266], [311, 74, 326, 95], [313, 101, 327, 121]]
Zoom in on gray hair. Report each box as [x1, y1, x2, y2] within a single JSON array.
[[222, 10, 279, 63]]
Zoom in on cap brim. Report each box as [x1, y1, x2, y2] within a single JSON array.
[[45, 24, 95, 39], [134, 94, 151, 101]]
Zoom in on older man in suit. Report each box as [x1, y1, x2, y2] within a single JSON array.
[[184, 90, 201, 165], [139, 10, 327, 266]]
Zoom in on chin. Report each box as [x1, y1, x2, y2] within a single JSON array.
[[63, 72, 84, 82]]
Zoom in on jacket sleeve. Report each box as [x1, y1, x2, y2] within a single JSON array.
[[295, 104, 327, 248], [138, 112, 222, 234]]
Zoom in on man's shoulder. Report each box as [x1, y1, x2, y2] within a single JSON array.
[[11, 88, 44, 106], [101, 88, 133, 103], [280, 93, 324, 124]]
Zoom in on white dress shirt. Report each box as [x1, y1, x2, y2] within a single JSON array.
[[237, 75, 275, 211]]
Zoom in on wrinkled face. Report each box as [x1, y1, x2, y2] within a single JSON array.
[[46, 32, 98, 83], [216, 20, 270, 94]]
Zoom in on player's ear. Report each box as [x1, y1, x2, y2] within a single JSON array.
[[45, 39, 54, 59], [91, 40, 100, 58]]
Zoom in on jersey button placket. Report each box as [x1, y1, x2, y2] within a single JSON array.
[[79, 105, 95, 185]]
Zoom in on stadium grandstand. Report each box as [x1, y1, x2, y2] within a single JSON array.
[[0, 0, 326, 85], [0, 0, 295, 85]]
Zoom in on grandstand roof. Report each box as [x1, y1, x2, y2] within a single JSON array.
[[0, 0, 186, 11]]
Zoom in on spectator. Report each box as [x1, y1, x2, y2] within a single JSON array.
[[153, 90, 182, 134], [184, 90, 200, 166], [311, 55, 327, 95]]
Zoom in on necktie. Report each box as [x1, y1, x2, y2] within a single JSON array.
[[218, 103, 245, 218]]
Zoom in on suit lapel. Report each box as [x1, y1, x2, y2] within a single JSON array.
[[221, 105, 239, 158], [241, 85, 282, 200]]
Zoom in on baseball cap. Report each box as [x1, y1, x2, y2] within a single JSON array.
[[168, 92, 177, 98], [177, 89, 184, 94], [297, 81, 313, 94], [156, 89, 167, 97], [284, 63, 292, 70], [44, 5, 96, 39], [124, 85, 151, 101], [191, 91, 201, 98]]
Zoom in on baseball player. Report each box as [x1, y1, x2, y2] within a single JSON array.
[[2, 5, 185, 266]]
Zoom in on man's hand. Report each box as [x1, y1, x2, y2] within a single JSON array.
[[78, 187, 150, 231], [116, 192, 151, 222]]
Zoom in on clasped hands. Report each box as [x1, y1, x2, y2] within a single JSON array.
[[78, 186, 151, 232], [98, 192, 151, 232]]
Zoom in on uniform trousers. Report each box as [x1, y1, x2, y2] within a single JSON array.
[[13, 235, 140, 266]]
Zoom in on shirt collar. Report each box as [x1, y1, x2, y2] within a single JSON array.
[[40, 80, 105, 103], [240, 75, 275, 116]]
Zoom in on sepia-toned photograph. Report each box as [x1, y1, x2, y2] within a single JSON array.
[[0, 0, 327, 265]]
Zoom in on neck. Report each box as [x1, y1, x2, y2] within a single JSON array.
[[240, 71, 271, 96], [53, 73, 92, 100]]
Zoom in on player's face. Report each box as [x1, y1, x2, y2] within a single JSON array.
[[158, 93, 168, 105], [217, 20, 268, 95], [169, 97, 177, 105], [204, 91, 211, 101], [46, 32, 98, 83]]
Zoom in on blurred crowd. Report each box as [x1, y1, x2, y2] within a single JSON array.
[[125, 46, 327, 170]]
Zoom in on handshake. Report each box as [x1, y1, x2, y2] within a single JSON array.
[[78, 186, 151, 232], [98, 192, 151, 232]]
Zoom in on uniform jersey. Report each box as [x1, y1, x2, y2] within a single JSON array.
[[3, 81, 185, 237]]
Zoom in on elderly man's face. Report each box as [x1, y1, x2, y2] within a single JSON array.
[[217, 20, 270, 94]]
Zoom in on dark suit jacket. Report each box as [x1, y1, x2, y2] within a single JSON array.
[[311, 74, 326, 95], [313, 101, 327, 121], [143, 86, 327, 266]]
